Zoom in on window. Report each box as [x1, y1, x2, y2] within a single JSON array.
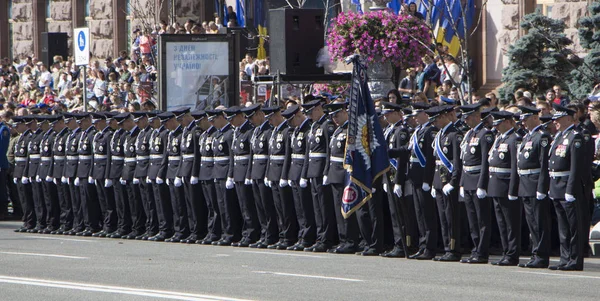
[[8, 0, 13, 59], [536, 0, 554, 18], [46, 0, 52, 20], [84, 0, 91, 27], [126, 0, 134, 53]]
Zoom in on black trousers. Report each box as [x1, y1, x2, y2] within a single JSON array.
[[152, 180, 173, 235], [31, 181, 46, 229], [252, 179, 278, 244], [401, 191, 419, 249], [464, 190, 491, 258], [79, 178, 101, 232], [412, 182, 438, 253], [139, 180, 158, 235], [235, 181, 260, 242], [95, 180, 117, 233], [113, 180, 132, 234], [552, 197, 585, 269], [310, 177, 338, 246], [69, 179, 84, 232], [290, 180, 316, 245], [492, 197, 522, 260], [42, 180, 60, 230], [184, 178, 207, 239], [16, 181, 35, 229], [332, 183, 360, 248], [201, 180, 221, 241], [8, 170, 22, 217], [127, 181, 147, 235], [271, 182, 298, 244], [522, 196, 551, 260], [168, 181, 188, 237], [215, 179, 242, 242], [355, 179, 385, 252], [0, 169, 8, 215], [435, 188, 461, 254], [56, 181, 72, 230]]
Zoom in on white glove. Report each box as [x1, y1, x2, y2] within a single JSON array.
[[279, 179, 288, 188], [226, 177, 235, 189], [383, 183, 388, 193], [323, 176, 329, 185], [35, 175, 41, 183], [67, 178, 70, 185], [88, 176, 95, 184], [593, 189, 596, 199], [120, 178, 126, 185], [536, 191, 546, 200], [422, 183, 431, 191], [264, 177, 271, 188], [431, 188, 436, 198], [174, 177, 183, 187], [299, 178, 308, 188], [45, 176, 53, 182], [476, 188, 487, 199], [565, 193, 576, 202], [288, 180, 293, 187], [191, 177, 199, 185], [133, 178, 140, 185], [459, 187, 465, 198], [146, 176, 152, 184], [21, 176, 29, 184], [73, 177, 80, 186], [244, 178, 252, 185], [13, 178, 17, 184], [181, 177, 185, 184], [104, 179, 113, 188], [393, 184, 403, 198], [166, 179, 170, 186], [508, 195, 518, 201], [442, 184, 454, 196], [156, 177, 164, 184], [61, 176, 67, 184], [53, 178, 57, 185]]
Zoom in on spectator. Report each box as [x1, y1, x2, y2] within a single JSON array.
[[418, 55, 440, 97], [93, 71, 107, 100], [386, 89, 401, 103], [227, 6, 238, 27], [37, 64, 52, 91], [139, 30, 155, 60], [398, 68, 417, 99], [553, 84, 570, 106]]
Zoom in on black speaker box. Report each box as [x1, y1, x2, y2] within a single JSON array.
[[41, 32, 69, 67], [269, 8, 324, 75]]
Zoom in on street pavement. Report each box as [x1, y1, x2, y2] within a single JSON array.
[[0, 221, 599, 301]]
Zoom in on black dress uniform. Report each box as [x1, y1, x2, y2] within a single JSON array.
[[228, 113, 260, 247], [516, 107, 551, 268], [197, 124, 221, 244], [37, 117, 60, 233], [63, 115, 84, 234], [162, 121, 189, 243], [407, 104, 438, 259], [13, 118, 35, 232], [77, 121, 102, 235], [105, 121, 130, 238], [488, 111, 522, 266], [27, 123, 46, 232], [50, 118, 72, 234], [427, 105, 463, 261], [148, 115, 174, 242], [133, 112, 158, 240], [122, 123, 146, 239], [458, 103, 494, 263], [301, 102, 339, 252], [177, 112, 208, 244], [265, 109, 298, 250], [548, 105, 586, 271], [282, 105, 316, 251]]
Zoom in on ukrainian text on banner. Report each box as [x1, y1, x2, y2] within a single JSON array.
[[342, 55, 390, 218]]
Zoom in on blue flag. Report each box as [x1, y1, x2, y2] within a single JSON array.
[[351, 0, 363, 14], [342, 56, 390, 218], [236, 0, 245, 27]]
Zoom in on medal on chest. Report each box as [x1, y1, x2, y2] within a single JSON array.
[[555, 144, 567, 157]]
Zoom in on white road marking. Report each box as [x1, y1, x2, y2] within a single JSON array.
[[517, 271, 600, 280], [0, 251, 88, 260], [0, 276, 253, 301], [24, 235, 97, 243], [253, 271, 364, 282], [235, 250, 326, 258]]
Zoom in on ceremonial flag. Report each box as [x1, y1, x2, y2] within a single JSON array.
[[223, 4, 229, 25], [387, 0, 402, 14], [342, 55, 390, 218], [254, 0, 267, 59], [351, 0, 363, 14], [236, 0, 246, 27]]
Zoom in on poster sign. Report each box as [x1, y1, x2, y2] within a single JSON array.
[[73, 28, 90, 66]]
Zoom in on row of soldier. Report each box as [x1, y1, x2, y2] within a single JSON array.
[[11, 96, 590, 270]]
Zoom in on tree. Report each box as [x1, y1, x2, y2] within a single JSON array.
[[499, 10, 580, 101], [568, 2, 600, 100]]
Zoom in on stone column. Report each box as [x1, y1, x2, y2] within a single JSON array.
[[0, 2, 8, 58], [72, 0, 85, 29], [32, 0, 46, 59], [113, 0, 126, 57]]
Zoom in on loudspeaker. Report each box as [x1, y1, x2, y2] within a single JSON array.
[[269, 8, 324, 75], [41, 32, 69, 67]]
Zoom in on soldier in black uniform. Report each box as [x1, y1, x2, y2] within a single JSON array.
[[196, 111, 221, 244], [62, 113, 85, 235], [226, 106, 260, 247], [104, 113, 130, 239], [406, 102, 438, 260], [209, 108, 242, 246], [12, 116, 35, 232], [264, 106, 298, 250], [516, 105, 552, 269], [90, 112, 117, 238], [488, 110, 522, 266], [426, 105, 463, 262], [76, 113, 102, 236], [242, 104, 278, 248], [27, 115, 46, 233], [300, 99, 339, 252], [134, 111, 159, 240], [547, 104, 586, 271], [50, 114, 72, 234], [177, 110, 208, 244], [38, 115, 60, 234], [457, 103, 495, 264], [281, 105, 317, 251]]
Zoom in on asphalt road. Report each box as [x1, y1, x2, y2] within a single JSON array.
[[0, 221, 599, 301]]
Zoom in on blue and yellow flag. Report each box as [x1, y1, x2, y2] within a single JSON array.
[[342, 56, 390, 218]]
